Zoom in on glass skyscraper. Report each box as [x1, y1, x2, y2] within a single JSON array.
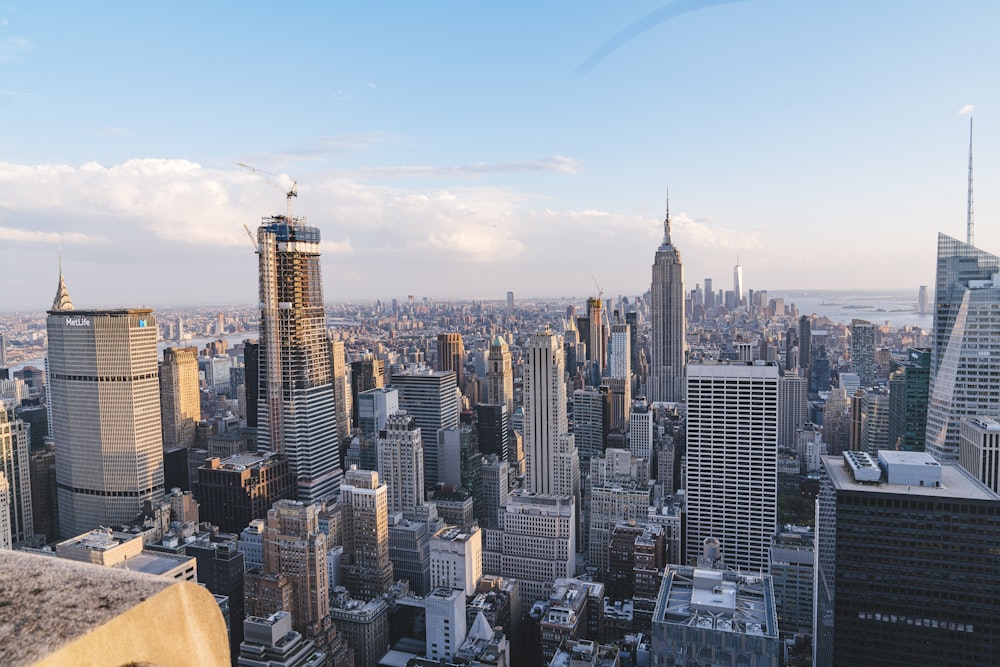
[[925, 233, 1000, 462]]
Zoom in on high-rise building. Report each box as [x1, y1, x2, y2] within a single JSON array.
[[256, 212, 343, 503], [649, 199, 686, 403], [483, 491, 577, 603], [159, 347, 200, 450], [918, 284, 929, 314], [480, 454, 509, 530], [523, 329, 579, 501], [769, 527, 814, 637], [816, 451, 1000, 666], [486, 335, 513, 416], [356, 387, 398, 443], [329, 339, 350, 444], [651, 566, 780, 665], [959, 416, 1000, 494], [430, 524, 483, 596], [686, 362, 779, 573], [350, 355, 385, 426], [850, 319, 876, 387], [244, 340, 260, 428], [196, 452, 294, 534], [0, 409, 32, 545], [887, 348, 930, 452], [585, 297, 606, 377], [237, 611, 327, 667], [588, 479, 650, 573], [437, 333, 465, 388], [475, 402, 510, 463], [778, 372, 808, 451], [391, 369, 460, 486], [733, 260, 744, 307], [573, 387, 609, 463], [338, 468, 394, 600], [47, 269, 164, 537], [925, 233, 1000, 462], [377, 411, 426, 516], [0, 471, 10, 549]]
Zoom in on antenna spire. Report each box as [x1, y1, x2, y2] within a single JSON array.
[[663, 189, 671, 245], [967, 117, 975, 247]]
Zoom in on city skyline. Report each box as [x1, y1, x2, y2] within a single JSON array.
[[2, 2, 999, 311]]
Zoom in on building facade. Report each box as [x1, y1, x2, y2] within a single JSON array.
[[159, 346, 200, 449], [649, 201, 686, 403]]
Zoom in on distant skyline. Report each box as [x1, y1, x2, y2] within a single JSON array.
[[2, 2, 998, 311]]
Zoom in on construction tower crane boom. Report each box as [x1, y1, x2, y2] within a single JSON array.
[[237, 163, 299, 223]]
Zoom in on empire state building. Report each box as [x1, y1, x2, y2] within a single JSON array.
[[649, 197, 685, 403]]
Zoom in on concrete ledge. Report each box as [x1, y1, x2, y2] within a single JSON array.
[[0, 550, 229, 666]]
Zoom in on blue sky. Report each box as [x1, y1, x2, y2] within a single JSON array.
[[1, 1, 998, 311]]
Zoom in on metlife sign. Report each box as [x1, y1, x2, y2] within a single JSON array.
[[64, 317, 92, 327]]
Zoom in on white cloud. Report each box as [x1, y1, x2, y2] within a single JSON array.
[[348, 155, 583, 180], [958, 104, 975, 115], [0, 226, 100, 244]]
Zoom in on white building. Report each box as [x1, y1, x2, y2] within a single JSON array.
[[960, 416, 1000, 493], [628, 398, 654, 471], [686, 362, 779, 573], [483, 491, 577, 603], [377, 411, 426, 516], [430, 525, 482, 596], [486, 335, 514, 417], [523, 329, 579, 502], [424, 586, 468, 663], [238, 518, 265, 571]]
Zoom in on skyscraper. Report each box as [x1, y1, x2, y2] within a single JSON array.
[[377, 411, 426, 516], [437, 333, 465, 388], [0, 408, 33, 545], [887, 347, 930, 452], [329, 339, 350, 444], [686, 362, 779, 572], [523, 328, 579, 500], [339, 468, 394, 600], [486, 335, 513, 416], [159, 347, 200, 450], [733, 259, 744, 307], [925, 233, 1000, 462], [46, 268, 164, 537], [798, 314, 811, 375], [392, 369, 460, 486], [850, 319, 876, 387], [649, 199, 686, 403], [256, 210, 342, 502]]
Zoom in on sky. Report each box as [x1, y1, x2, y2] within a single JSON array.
[[1, 1, 999, 312]]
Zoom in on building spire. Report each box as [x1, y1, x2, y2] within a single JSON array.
[[663, 189, 672, 245], [967, 117, 974, 247], [51, 251, 75, 311]]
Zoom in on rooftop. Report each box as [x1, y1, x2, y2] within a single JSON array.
[[655, 566, 778, 639], [823, 455, 999, 500]]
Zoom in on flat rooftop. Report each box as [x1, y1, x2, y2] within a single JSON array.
[[113, 553, 193, 576], [822, 455, 999, 500]]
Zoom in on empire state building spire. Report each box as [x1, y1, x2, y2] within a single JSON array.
[[649, 192, 685, 403]]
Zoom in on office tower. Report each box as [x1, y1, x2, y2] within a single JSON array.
[[201, 355, 233, 395], [0, 472, 10, 549], [480, 454, 509, 530], [887, 347, 930, 451], [29, 446, 58, 542], [186, 533, 246, 658], [523, 329, 580, 500], [438, 426, 484, 523], [816, 451, 1000, 666], [483, 491, 576, 603], [437, 333, 464, 388], [339, 468, 393, 600], [244, 341, 260, 428], [605, 376, 631, 437], [0, 408, 33, 545], [486, 335, 514, 416], [329, 339, 350, 444], [959, 417, 1000, 493], [625, 311, 640, 372], [798, 315, 811, 374], [475, 403, 510, 462], [356, 387, 398, 442], [821, 388, 850, 455], [925, 234, 1000, 462], [350, 355, 385, 425], [573, 387, 609, 463], [649, 199, 686, 403], [769, 527, 814, 637], [850, 319, 876, 387], [238, 611, 327, 667], [0, 332, 7, 368], [248, 499, 352, 664], [733, 260, 744, 307], [607, 521, 666, 619], [686, 362, 779, 573], [858, 388, 890, 454], [377, 411, 426, 515], [588, 477, 651, 572], [808, 343, 831, 394], [256, 211, 342, 503], [430, 524, 483, 596], [47, 272, 164, 536], [391, 369, 459, 486], [564, 317, 581, 376], [159, 347, 200, 450], [329, 592, 389, 667], [195, 452, 293, 534], [918, 284, 929, 314], [388, 512, 434, 596], [628, 398, 654, 467], [651, 566, 780, 665], [778, 372, 808, 450], [506, 291, 515, 316], [703, 278, 714, 309], [585, 297, 607, 377], [424, 587, 469, 663]]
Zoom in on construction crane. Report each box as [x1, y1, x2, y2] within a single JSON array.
[[237, 163, 299, 222], [242, 223, 259, 253], [591, 273, 612, 327]]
